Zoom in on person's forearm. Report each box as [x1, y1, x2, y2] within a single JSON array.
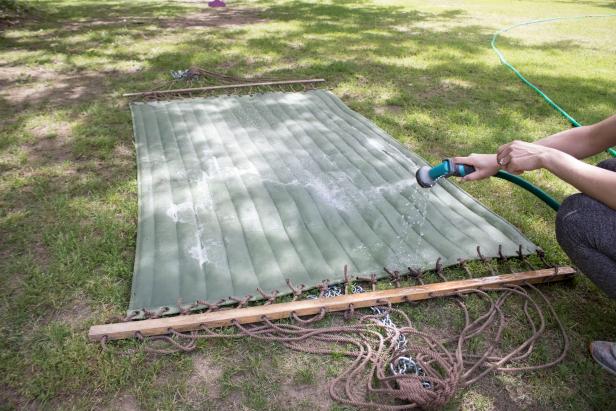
[[535, 126, 596, 158], [544, 150, 616, 210], [536, 115, 616, 159]]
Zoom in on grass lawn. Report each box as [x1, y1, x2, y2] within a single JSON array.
[[1, 0, 616, 409]]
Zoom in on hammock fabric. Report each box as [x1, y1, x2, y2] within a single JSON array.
[[128, 90, 534, 318]]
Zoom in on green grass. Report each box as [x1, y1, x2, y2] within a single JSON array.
[[1, 0, 616, 409]]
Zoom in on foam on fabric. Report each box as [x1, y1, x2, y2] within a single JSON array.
[[128, 90, 535, 317]]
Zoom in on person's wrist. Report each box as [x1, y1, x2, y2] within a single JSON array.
[[487, 154, 498, 170], [540, 147, 564, 171]]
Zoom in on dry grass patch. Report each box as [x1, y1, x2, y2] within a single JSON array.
[[187, 353, 225, 401], [0, 68, 111, 108]]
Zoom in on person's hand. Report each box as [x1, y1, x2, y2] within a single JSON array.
[[452, 154, 498, 181], [496, 140, 557, 175]]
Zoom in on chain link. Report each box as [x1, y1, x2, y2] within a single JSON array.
[[324, 285, 343, 298], [306, 283, 433, 389], [352, 284, 431, 388]]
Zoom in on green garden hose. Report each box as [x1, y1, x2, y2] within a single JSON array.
[[490, 14, 616, 211], [493, 171, 560, 211]]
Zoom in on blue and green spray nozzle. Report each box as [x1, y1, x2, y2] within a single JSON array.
[[415, 159, 560, 211], [415, 159, 475, 188]]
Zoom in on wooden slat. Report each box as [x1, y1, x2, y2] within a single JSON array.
[[122, 78, 326, 97], [89, 267, 574, 341]]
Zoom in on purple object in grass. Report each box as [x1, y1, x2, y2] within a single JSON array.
[[208, 0, 226, 7]]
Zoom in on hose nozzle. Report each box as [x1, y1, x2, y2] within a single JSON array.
[[416, 158, 475, 188]]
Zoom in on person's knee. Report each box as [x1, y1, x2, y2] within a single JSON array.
[[597, 158, 616, 172], [555, 193, 590, 250], [556, 193, 616, 299]]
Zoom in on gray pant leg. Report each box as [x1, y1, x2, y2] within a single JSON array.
[[596, 158, 616, 173], [555, 158, 616, 299]]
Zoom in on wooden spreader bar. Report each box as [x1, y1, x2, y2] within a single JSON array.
[[89, 267, 574, 342], [122, 78, 326, 98]]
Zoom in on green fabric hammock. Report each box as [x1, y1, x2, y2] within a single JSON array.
[[128, 90, 534, 318]]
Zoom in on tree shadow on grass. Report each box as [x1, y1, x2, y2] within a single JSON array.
[[554, 0, 616, 9]]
